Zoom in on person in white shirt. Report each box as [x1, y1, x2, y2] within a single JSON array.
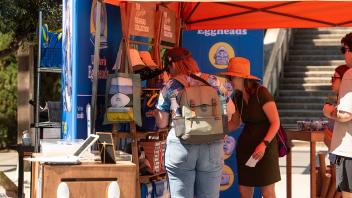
[[323, 32, 352, 197]]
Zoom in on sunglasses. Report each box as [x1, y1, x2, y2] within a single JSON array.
[[331, 76, 342, 81], [340, 47, 351, 54]]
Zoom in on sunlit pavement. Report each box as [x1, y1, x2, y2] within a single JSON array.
[[0, 141, 328, 198]]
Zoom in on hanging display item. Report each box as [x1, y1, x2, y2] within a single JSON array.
[[159, 6, 177, 44], [128, 2, 156, 38], [137, 89, 159, 131], [104, 39, 142, 126]]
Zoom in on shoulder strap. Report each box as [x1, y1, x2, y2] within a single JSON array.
[[189, 73, 211, 86], [173, 75, 191, 88], [173, 73, 211, 88], [256, 86, 262, 105], [200, 73, 210, 81]]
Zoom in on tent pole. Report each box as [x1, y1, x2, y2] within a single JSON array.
[[91, 0, 102, 135], [35, 11, 42, 152]]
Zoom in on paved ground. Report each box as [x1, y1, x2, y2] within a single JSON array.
[[0, 141, 329, 198]]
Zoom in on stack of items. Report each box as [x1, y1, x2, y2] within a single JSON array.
[[296, 120, 329, 131], [160, 140, 166, 173], [129, 49, 164, 81], [141, 179, 169, 198], [140, 140, 166, 174]]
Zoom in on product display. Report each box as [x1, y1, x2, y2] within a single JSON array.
[[96, 132, 116, 164], [297, 120, 329, 131]]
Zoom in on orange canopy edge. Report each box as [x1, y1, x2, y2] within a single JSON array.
[[104, 1, 352, 29]]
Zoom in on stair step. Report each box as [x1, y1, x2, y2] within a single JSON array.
[[284, 71, 333, 78], [277, 103, 324, 110], [293, 41, 342, 46], [294, 34, 347, 39], [276, 96, 328, 103], [281, 123, 299, 130], [289, 55, 343, 61], [288, 60, 345, 66], [278, 90, 333, 96], [279, 109, 324, 117], [289, 49, 342, 55], [291, 45, 341, 50], [280, 83, 331, 90], [284, 66, 336, 72], [296, 28, 352, 33], [282, 77, 331, 83], [280, 116, 326, 125], [276, 28, 349, 128], [294, 38, 341, 44]]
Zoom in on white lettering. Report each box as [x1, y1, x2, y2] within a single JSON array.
[[164, 31, 173, 38], [197, 29, 248, 37], [90, 55, 107, 66], [135, 24, 149, 33], [164, 25, 171, 32], [88, 65, 109, 80], [135, 17, 146, 25], [77, 112, 84, 119]]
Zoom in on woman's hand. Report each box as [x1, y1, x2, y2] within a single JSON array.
[[323, 103, 336, 119], [252, 142, 266, 161], [228, 112, 241, 132]]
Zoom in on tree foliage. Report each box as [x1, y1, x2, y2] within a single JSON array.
[[0, 0, 62, 61], [0, 55, 17, 148], [0, 1, 61, 148]]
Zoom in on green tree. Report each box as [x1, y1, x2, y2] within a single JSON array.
[[0, 1, 61, 148], [0, 55, 17, 148], [0, 0, 62, 61]]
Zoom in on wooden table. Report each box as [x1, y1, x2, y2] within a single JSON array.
[[31, 161, 136, 198], [286, 130, 325, 198]]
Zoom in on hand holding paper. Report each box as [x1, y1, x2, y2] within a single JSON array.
[[245, 155, 259, 168]]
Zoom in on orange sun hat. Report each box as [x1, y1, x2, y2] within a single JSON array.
[[218, 57, 260, 81]]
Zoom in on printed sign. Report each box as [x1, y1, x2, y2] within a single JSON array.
[[62, 0, 74, 140], [159, 6, 176, 44], [128, 2, 156, 38], [62, 0, 122, 139]]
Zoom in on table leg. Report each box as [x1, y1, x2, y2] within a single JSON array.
[[287, 140, 292, 198], [18, 146, 24, 198], [310, 141, 316, 198]]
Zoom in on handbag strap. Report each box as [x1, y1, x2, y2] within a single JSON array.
[[189, 73, 211, 87], [113, 38, 130, 74], [256, 86, 262, 106]]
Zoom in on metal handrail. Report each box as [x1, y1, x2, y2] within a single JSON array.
[[263, 29, 293, 97]]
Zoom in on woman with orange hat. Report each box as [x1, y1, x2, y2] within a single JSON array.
[[219, 57, 281, 198]]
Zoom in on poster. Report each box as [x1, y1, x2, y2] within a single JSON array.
[[62, 0, 122, 139], [182, 29, 264, 198], [62, 0, 74, 140]]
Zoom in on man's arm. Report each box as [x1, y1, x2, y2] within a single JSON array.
[[323, 104, 352, 122], [332, 109, 352, 122]]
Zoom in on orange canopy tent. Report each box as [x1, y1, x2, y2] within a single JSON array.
[[104, 1, 352, 29]]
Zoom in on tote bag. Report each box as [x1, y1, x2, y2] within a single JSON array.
[[103, 39, 142, 126]]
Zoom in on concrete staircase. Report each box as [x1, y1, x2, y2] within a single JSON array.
[[277, 28, 352, 129]]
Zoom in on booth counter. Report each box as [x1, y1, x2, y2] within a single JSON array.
[[31, 161, 136, 198]]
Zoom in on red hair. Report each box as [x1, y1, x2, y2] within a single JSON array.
[[171, 55, 200, 76]]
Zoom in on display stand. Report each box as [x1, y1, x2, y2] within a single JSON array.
[[285, 130, 325, 198], [103, 3, 180, 198], [34, 11, 62, 152], [118, 3, 161, 197]]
